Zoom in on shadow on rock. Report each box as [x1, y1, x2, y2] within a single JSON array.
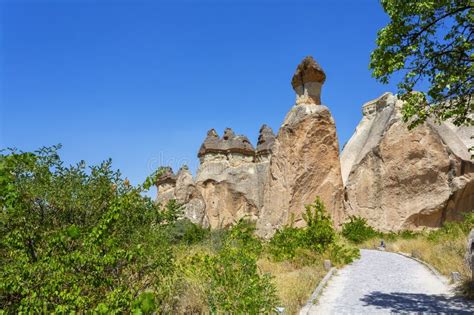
[[360, 291, 474, 314]]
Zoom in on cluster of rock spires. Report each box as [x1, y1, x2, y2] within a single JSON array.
[[198, 125, 275, 161], [156, 56, 473, 236]]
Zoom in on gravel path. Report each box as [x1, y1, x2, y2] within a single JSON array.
[[302, 249, 474, 314]]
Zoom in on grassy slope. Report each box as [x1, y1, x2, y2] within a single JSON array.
[[258, 255, 326, 314]]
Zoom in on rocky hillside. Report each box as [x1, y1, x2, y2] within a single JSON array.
[[341, 93, 473, 231], [156, 56, 473, 235]]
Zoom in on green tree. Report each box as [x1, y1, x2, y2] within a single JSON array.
[[370, 0, 473, 128]]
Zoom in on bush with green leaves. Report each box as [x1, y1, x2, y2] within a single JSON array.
[[269, 197, 340, 261], [327, 242, 361, 265], [165, 218, 210, 245], [269, 225, 305, 261], [342, 216, 379, 244], [302, 197, 336, 252], [189, 219, 278, 313], [0, 146, 188, 313]]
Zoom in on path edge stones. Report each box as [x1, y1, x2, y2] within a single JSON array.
[[299, 267, 337, 315]]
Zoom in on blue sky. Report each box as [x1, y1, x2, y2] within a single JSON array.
[[1, 0, 398, 191]]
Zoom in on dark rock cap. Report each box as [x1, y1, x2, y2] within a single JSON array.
[[256, 124, 275, 155], [156, 166, 176, 185], [291, 56, 326, 90], [198, 129, 222, 157], [223, 128, 236, 140], [197, 128, 255, 157]]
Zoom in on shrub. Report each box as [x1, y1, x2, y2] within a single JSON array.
[[342, 216, 379, 243], [226, 218, 263, 257], [327, 242, 360, 265], [302, 197, 336, 252], [165, 218, 209, 245], [202, 246, 278, 313], [0, 146, 181, 313], [269, 197, 337, 260], [269, 226, 304, 261], [188, 219, 279, 313]]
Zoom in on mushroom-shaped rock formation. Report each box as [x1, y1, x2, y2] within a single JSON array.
[[258, 57, 344, 237], [222, 128, 255, 156], [291, 56, 326, 105], [198, 128, 255, 159], [156, 166, 176, 185], [155, 167, 177, 204], [198, 129, 224, 158], [256, 124, 275, 157]]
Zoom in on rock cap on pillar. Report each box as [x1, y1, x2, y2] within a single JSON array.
[[291, 56, 326, 105]]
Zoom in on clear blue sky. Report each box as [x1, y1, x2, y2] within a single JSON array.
[[1, 0, 398, 191]]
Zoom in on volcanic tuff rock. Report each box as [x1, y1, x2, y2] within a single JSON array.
[[157, 126, 275, 229], [156, 166, 209, 227], [341, 92, 474, 231], [195, 127, 266, 228], [157, 56, 473, 235], [156, 56, 345, 234], [257, 58, 344, 236], [292, 56, 326, 105], [155, 167, 177, 205]]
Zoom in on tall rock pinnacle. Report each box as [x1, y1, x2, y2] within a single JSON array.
[[258, 56, 344, 237], [291, 56, 326, 105]]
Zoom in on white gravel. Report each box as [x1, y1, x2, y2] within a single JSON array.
[[304, 249, 474, 314]]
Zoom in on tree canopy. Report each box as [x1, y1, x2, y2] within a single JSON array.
[[370, 0, 473, 128]]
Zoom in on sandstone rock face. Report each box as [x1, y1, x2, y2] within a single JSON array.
[[157, 125, 274, 229], [156, 166, 208, 227], [155, 167, 177, 205], [156, 56, 345, 235], [341, 93, 474, 231], [195, 127, 266, 228], [257, 57, 344, 237], [258, 105, 344, 236]]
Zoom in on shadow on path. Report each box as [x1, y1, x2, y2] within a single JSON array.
[[360, 291, 474, 314]]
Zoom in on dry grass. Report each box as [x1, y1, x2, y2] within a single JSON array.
[[258, 253, 327, 314], [361, 233, 472, 300], [362, 236, 470, 280]]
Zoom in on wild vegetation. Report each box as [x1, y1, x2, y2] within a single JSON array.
[[342, 213, 474, 299], [371, 0, 473, 129], [0, 146, 359, 314]]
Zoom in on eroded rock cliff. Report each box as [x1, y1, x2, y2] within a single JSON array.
[[156, 125, 275, 229], [156, 56, 345, 234], [341, 93, 474, 231], [155, 57, 472, 234], [257, 57, 344, 237]]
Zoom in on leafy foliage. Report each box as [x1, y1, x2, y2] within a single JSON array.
[[190, 220, 278, 313], [269, 198, 359, 265], [327, 242, 361, 265], [303, 197, 336, 252], [0, 147, 363, 313], [342, 216, 379, 244], [269, 226, 305, 261], [0, 146, 184, 313], [370, 0, 473, 128], [0, 146, 282, 313]]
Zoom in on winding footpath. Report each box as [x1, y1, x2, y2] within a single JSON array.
[[301, 249, 474, 314]]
